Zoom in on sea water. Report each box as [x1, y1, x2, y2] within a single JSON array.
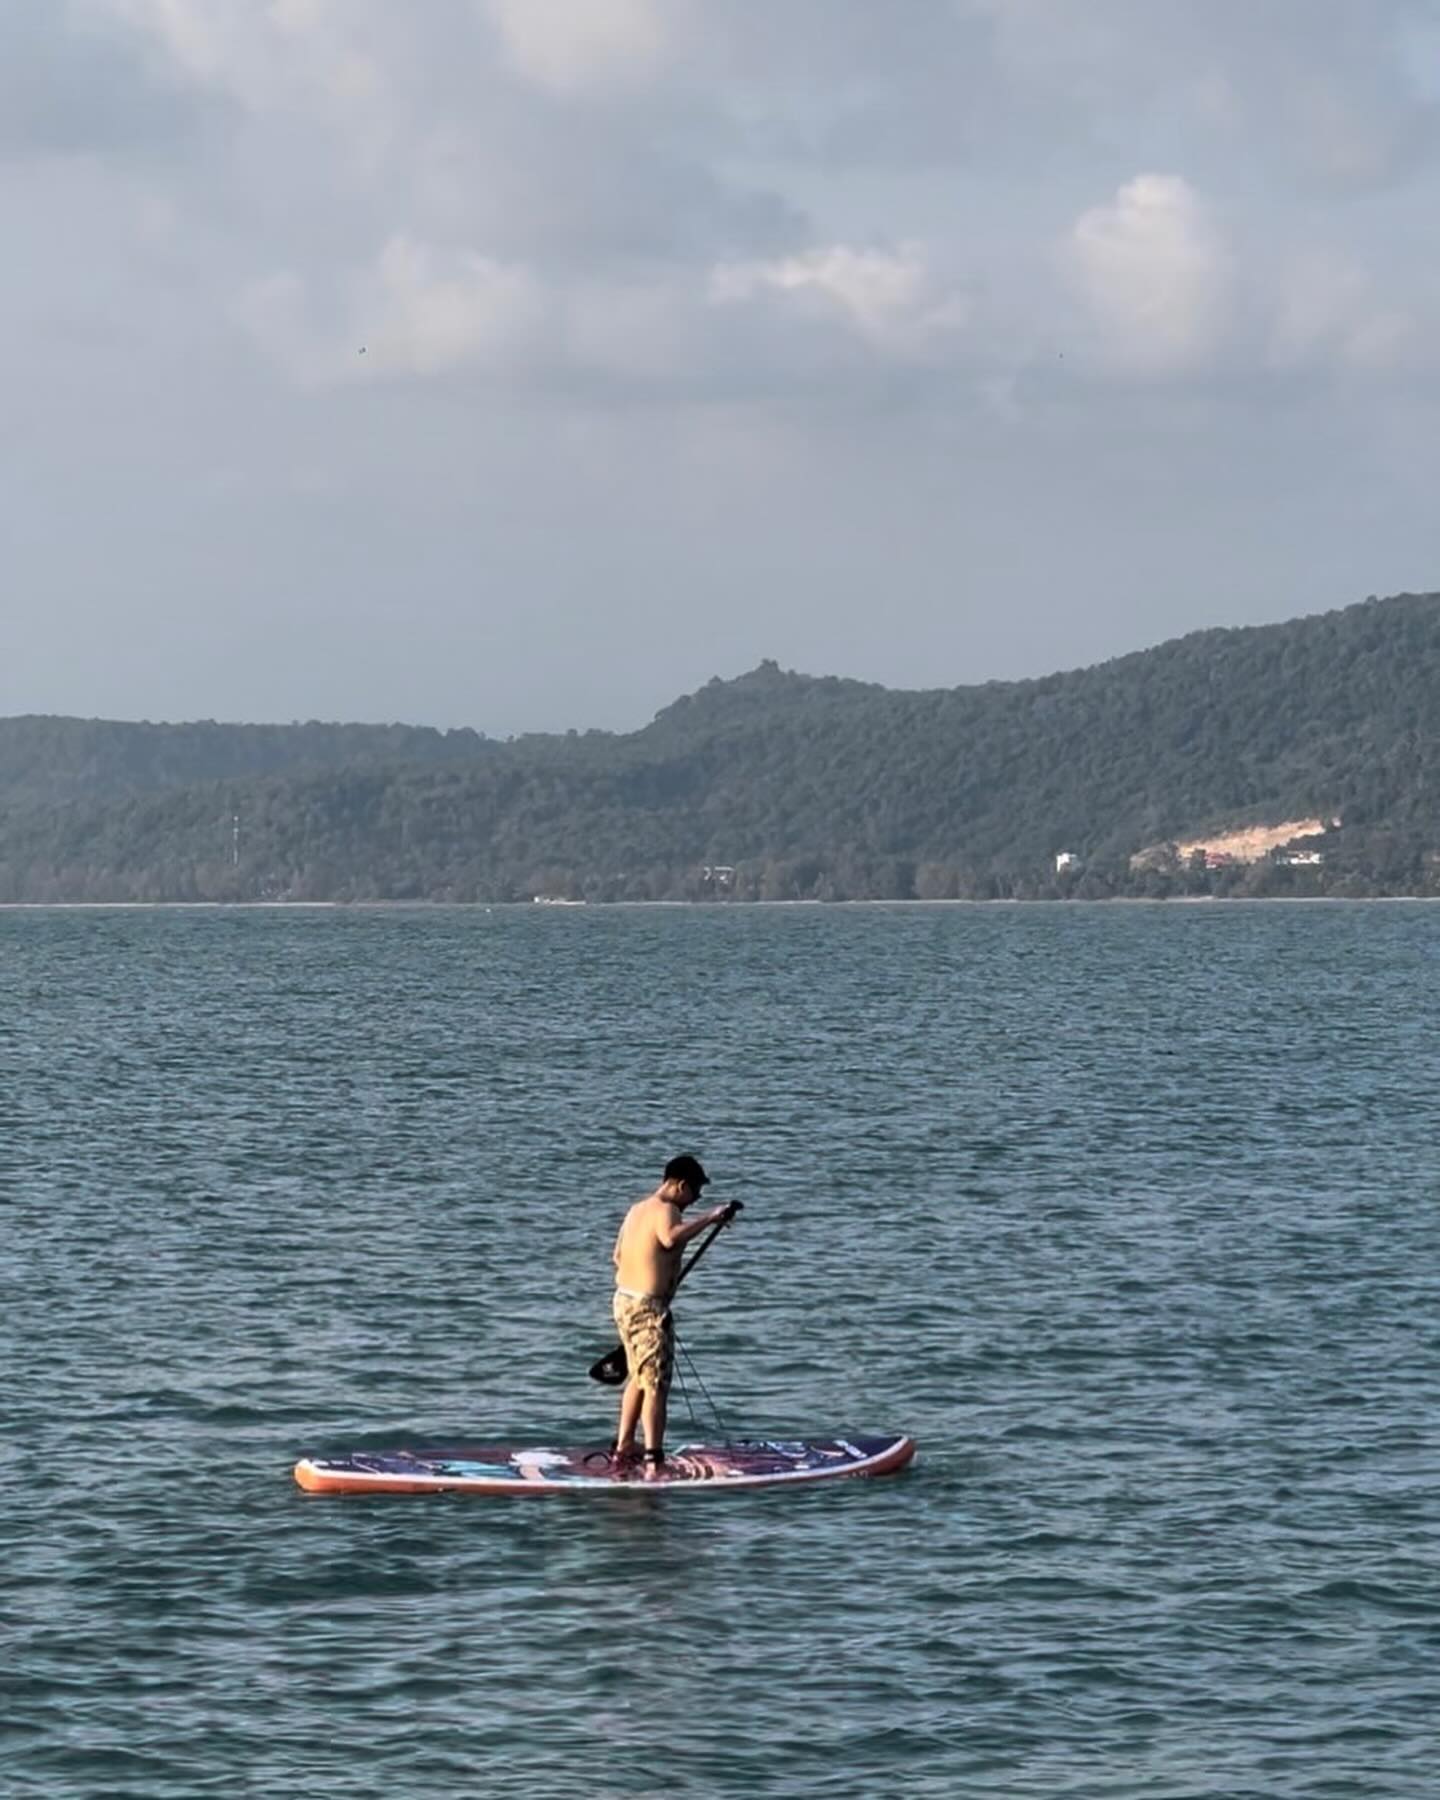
[[3, 902, 1437, 1797]]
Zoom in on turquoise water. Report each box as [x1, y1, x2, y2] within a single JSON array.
[[4, 902, 1438, 1797]]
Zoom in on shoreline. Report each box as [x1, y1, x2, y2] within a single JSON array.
[[2, 895, 1438, 912]]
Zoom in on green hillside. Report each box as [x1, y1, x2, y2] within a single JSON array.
[[0, 715, 493, 810], [2, 591, 1438, 902]]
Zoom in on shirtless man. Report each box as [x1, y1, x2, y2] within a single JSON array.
[[612, 1154, 737, 1467]]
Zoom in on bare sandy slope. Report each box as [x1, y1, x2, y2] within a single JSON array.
[[1173, 818, 1332, 863]]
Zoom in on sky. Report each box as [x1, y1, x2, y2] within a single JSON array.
[[3, 0, 1440, 735]]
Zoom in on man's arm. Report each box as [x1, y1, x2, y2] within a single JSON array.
[[655, 1202, 736, 1249]]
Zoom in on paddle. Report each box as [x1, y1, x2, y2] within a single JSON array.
[[589, 1201, 743, 1385]]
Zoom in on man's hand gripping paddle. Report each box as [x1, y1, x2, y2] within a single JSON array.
[[589, 1201, 743, 1386]]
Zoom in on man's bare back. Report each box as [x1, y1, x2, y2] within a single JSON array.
[[613, 1194, 689, 1302]]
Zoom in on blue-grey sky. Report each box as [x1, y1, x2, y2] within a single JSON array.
[[4, 0, 1439, 733]]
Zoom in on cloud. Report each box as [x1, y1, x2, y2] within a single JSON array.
[[90, 0, 394, 129], [62, 0, 1439, 409], [231, 271, 325, 383], [232, 220, 989, 396], [1268, 253, 1420, 375], [354, 236, 543, 376], [0, 1, 202, 157], [233, 187, 1436, 406], [480, 0, 674, 95], [561, 276, 709, 385], [26, 1, 1440, 410], [235, 236, 544, 384], [710, 242, 969, 357], [953, 0, 1440, 218], [11, 0, 1440, 743], [1065, 175, 1234, 375], [1061, 168, 1438, 387]]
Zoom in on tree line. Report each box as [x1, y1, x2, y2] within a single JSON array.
[[2, 592, 1438, 903]]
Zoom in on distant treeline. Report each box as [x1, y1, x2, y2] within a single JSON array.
[[2, 591, 1439, 903]]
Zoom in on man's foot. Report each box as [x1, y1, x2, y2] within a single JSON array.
[[610, 1441, 642, 1465], [643, 1447, 666, 1469]]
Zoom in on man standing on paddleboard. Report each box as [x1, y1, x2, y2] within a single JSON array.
[[612, 1155, 737, 1468]]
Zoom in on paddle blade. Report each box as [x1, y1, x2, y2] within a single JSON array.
[[589, 1344, 629, 1386]]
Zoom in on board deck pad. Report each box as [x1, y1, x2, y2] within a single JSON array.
[[294, 1434, 915, 1495]]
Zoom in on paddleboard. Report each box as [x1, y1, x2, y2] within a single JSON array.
[[293, 1433, 915, 1496]]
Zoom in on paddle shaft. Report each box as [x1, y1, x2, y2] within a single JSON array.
[[672, 1203, 740, 1290]]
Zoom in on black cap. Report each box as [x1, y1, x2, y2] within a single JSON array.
[[663, 1154, 709, 1191]]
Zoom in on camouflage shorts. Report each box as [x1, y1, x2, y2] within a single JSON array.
[[612, 1292, 674, 1394]]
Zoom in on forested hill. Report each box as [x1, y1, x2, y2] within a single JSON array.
[[0, 715, 494, 811], [3, 590, 1438, 902]]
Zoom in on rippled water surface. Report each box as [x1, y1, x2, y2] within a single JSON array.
[[4, 902, 1439, 1797]]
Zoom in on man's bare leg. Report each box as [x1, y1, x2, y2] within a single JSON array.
[[615, 1380, 642, 1454], [640, 1388, 668, 1462]]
